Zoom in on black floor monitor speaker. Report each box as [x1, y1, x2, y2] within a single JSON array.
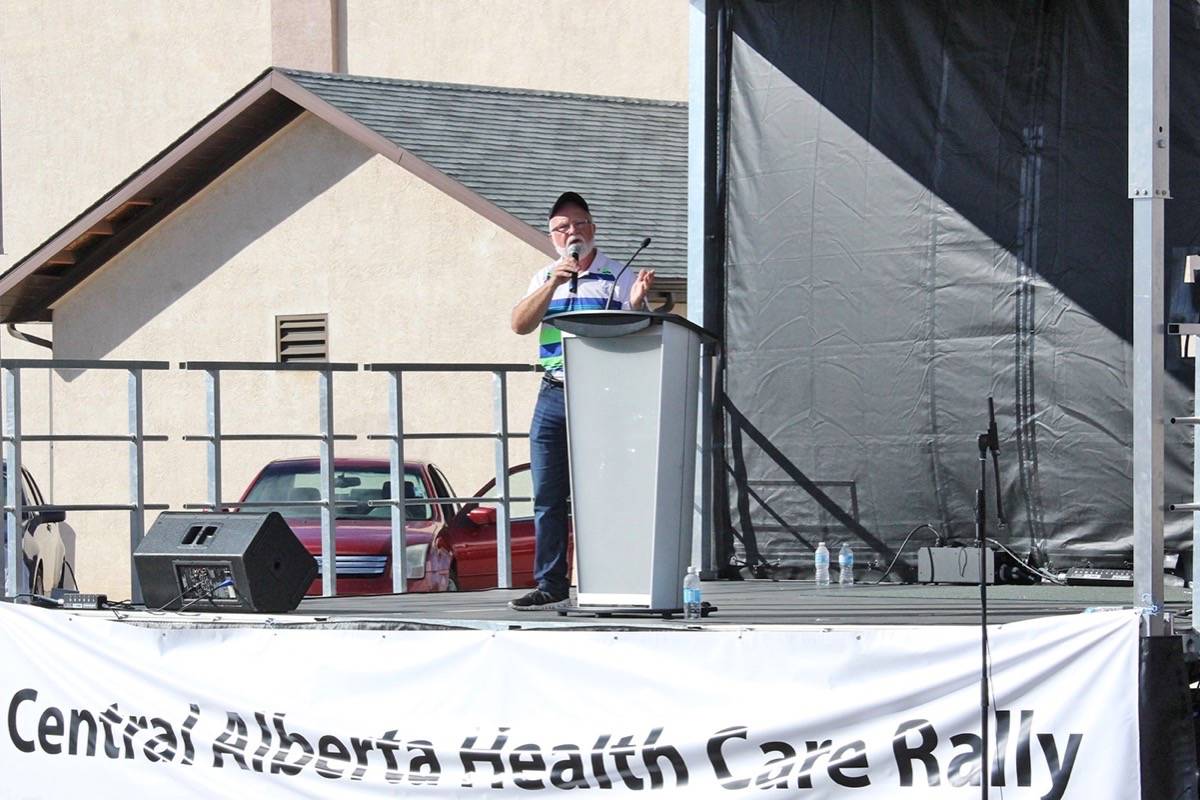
[[135, 511, 317, 613]]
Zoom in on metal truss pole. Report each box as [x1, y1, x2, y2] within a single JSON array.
[[1130, 0, 1169, 636]]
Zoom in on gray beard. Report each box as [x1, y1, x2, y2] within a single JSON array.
[[555, 239, 596, 261]]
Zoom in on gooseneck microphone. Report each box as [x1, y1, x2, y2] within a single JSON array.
[[605, 237, 653, 309], [567, 243, 584, 294]]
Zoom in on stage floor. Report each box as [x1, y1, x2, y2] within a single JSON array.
[[284, 579, 1193, 630]]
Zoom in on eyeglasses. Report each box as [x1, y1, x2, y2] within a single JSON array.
[[550, 219, 595, 236]]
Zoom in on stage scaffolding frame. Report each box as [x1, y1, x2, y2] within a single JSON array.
[[1129, 0, 1170, 636], [685, 0, 1177, 634], [0, 2, 1178, 630]]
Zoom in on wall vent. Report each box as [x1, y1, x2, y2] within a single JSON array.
[[276, 313, 328, 362]]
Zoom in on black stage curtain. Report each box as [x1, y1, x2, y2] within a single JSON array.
[[721, 0, 1200, 573]]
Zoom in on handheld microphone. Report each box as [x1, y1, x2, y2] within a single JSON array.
[[605, 237, 652, 309], [567, 243, 584, 293]]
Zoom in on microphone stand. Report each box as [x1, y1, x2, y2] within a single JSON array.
[[975, 430, 990, 799], [605, 237, 652, 309], [975, 396, 1004, 799]]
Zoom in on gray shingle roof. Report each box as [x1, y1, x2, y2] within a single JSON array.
[[283, 69, 687, 278]]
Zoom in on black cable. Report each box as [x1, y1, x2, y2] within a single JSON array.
[[873, 523, 943, 584], [104, 598, 138, 621], [179, 578, 236, 613], [985, 537, 1065, 585], [133, 577, 231, 615], [149, 580, 209, 613], [62, 559, 80, 591]]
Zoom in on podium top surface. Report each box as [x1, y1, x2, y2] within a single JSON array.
[[543, 310, 718, 341]]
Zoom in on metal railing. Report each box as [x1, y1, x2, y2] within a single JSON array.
[[364, 363, 537, 592], [178, 360, 537, 597], [179, 361, 359, 597], [0, 358, 540, 602], [1, 359, 171, 602]]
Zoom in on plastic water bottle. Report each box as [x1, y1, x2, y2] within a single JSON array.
[[683, 566, 702, 619], [839, 543, 855, 586], [814, 542, 831, 586]]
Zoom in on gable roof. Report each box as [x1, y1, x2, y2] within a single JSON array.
[[0, 68, 687, 322]]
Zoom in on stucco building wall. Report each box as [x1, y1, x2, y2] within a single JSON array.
[[50, 114, 548, 598], [344, 0, 688, 101], [0, 0, 272, 273], [1, 0, 686, 275]]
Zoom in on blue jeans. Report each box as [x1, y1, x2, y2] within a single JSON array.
[[530, 379, 570, 596]]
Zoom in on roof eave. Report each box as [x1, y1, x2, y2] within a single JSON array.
[[0, 69, 290, 322], [0, 67, 562, 324]]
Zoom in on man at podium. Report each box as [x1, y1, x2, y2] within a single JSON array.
[[508, 192, 655, 609]]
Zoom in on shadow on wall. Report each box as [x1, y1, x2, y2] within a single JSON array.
[[52, 117, 374, 366]]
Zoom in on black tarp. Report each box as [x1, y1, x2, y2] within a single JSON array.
[[721, 0, 1200, 574]]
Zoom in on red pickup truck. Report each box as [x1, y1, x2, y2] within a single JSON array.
[[238, 457, 564, 595]]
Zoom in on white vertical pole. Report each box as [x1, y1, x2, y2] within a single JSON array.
[[493, 370, 513, 589], [388, 371, 407, 593], [1130, 0, 1169, 635], [688, 0, 714, 575], [205, 369, 222, 511], [128, 369, 146, 605], [318, 369, 337, 596]]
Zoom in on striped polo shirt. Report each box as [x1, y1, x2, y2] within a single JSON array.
[[523, 249, 638, 378]]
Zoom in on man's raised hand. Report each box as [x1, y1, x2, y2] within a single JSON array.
[[630, 268, 656, 309]]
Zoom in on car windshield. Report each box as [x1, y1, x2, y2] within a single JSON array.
[[243, 467, 433, 521]]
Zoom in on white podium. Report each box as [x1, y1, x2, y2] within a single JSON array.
[[546, 311, 712, 611]]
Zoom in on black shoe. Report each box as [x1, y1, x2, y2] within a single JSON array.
[[508, 589, 569, 611]]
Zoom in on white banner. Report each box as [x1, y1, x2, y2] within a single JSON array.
[[0, 604, 1139, 798]]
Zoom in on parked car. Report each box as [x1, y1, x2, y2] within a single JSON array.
[[1, 464, 69, 595], [237, 457, 569, 595]]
